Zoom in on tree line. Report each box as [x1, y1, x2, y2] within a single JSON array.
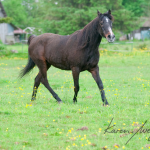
[[2, 0, 150, 39]]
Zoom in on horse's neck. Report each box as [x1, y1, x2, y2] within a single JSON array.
[[82, 17, 102, 50], [89, 32, 102, 50]]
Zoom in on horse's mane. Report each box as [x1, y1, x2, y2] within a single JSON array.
[[78, 17, 100, 49]]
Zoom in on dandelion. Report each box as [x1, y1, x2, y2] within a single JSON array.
[[99, 128, 102, 132], [68, 130, 71, 133], [53, 119, 55, 122]]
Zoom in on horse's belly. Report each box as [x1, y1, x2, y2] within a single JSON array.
[[52, 63, 71, 70], [47, 57, 71, 70]]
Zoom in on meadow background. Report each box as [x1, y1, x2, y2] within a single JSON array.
[[0, 40, 150, 150]]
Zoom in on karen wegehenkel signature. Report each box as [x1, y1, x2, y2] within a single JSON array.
[[104, 118, 150, 145]]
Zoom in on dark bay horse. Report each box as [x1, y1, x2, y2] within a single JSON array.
[[20, 10, 115, 105]]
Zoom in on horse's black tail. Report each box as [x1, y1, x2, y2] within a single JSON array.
[[28, 34, 36, 45], [19, 56, 35, 78], [19, 35, 36, 78]]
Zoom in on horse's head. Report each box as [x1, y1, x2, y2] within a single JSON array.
[[97, 10, 115, 43]]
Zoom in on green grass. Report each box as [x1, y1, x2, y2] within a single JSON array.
[[6, 43, 28, 53], [0, 49, 150, 150], [100, 39, 150, 51]]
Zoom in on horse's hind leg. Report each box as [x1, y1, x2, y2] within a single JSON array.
[[37, 60, 62, 103], [31, 72, 42, 101], [31, 63, 51, 101]]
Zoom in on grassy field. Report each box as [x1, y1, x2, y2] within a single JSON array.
[[0, 43, 150, 150]]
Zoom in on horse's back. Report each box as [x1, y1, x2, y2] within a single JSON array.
[[28, 33, 74, 70], [29, 33, 66, 47]]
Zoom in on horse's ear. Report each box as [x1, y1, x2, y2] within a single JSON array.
[[97, 10, 101, 16], [108, 9, 111, 14]]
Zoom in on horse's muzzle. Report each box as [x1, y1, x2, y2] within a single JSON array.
[[107, 34, 115, 43]]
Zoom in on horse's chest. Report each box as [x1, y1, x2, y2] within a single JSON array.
[[82, 54, 99, 70]]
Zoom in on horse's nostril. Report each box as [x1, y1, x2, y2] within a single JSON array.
[[108, 35, 111, 39], [113, 35, 115, 39]]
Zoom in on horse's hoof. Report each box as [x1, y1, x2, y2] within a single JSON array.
[[73, 99, 77, 104], [103, 103, 109, 107], [31, 97, 36, 101], [58, 101, 62, 104]]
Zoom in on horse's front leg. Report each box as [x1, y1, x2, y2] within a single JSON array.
[[89, 66, 109, 106], [71, 67, 80, 103]]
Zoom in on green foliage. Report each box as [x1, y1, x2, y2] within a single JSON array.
[[122, 0, 149, 17], [3, 0, 30, 28], [0, 44, 5, 51], [113, 8, 139, 33], [100, 0, 123, 10], [137, 43, 147, 50], [0, 17, 12, 23], [0, 41, 6, 51], [2, 0, 150, 37]]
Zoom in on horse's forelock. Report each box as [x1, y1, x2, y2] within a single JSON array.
[[103, 13, 114, 21]]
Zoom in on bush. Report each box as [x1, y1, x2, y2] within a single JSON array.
[[0, 41, 5, 51], [138, 43, 147, 50]]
